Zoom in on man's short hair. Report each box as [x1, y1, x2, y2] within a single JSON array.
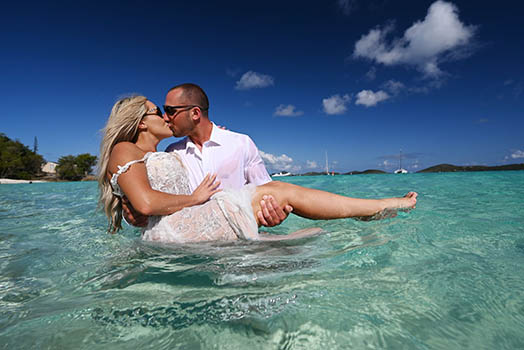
[[168, 83, 209, 117]]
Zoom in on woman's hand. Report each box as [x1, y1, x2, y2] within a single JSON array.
[[191, 174, 221, 205]]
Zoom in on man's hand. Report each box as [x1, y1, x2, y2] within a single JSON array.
[[122, 197, 148, 227], [257, 195, 293, 227]]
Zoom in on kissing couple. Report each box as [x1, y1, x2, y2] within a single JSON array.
[[98, 83, 417, 242]]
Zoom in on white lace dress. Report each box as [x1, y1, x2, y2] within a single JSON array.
[[111, 152, 259, 243]]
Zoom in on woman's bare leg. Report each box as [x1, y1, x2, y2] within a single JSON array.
[[251, 181, 417, 226]]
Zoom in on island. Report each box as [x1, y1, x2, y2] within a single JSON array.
[[268, 163, 524, 177], [417, 163, 524, 173], [345, 169, 387, 175]]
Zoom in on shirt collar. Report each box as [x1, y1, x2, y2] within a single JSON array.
[[183, 137, 196, 154], [206, 123, 224, 146], [185, 123, 222, 152]]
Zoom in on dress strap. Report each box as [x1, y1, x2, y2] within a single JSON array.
[[110, 152, 152, 197]]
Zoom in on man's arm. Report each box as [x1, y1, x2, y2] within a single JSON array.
[[122, 197, 148, 227], [243, 137, 273, 186], [243, 136, 293, 227]]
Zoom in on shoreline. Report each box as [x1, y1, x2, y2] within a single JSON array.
[[0, 178, 49, 184]]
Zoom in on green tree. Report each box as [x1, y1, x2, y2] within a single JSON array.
[[0, 133, 44, 179], [56, 155, 81, 181], [75, 153, 97, 176], [56, 153, 97, 181]]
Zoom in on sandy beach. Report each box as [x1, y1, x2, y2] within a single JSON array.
[[0, 178, 48, 184]]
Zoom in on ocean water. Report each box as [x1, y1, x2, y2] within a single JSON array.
[[1, 172, 524, 349]]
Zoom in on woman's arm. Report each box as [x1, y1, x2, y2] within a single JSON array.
[[108, 143, 220, 216]]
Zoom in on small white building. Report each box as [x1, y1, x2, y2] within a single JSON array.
[[42, 161, 58, 174]]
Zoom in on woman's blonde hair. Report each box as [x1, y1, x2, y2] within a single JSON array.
[[97, 95, 148, 233]]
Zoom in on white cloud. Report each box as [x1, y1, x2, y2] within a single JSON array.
[[511, 150, 524, 159], [306, 160, 318, 169], [408, 85, 431, 94], [513, 83, 523, 98], [366, 66, 377, 80], [355, 90, 390, 107], [226, 68, 241, 77], [322, 94, 351, 115], [353, 0, 476, 77], [338, 0, 357, 15], [382, 80, 405, 95], [260, 151, 301, 172], [500, 80, 523, 99], [260, 151, 293, 165], [382, 159, 393, 169], [235, 71, 275, 90], [274, 104, 304, 117]]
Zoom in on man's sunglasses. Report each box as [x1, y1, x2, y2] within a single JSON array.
[[163, 104, 208, 116], [143, 106, 163, 118]]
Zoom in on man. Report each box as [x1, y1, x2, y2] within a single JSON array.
[[123, 83, 292, 227]]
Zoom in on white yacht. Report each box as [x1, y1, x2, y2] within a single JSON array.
[[394, 150, 408, 174], [272, 171, 292, 177]]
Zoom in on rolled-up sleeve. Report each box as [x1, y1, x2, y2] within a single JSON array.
[[244, 136, 272, 185]]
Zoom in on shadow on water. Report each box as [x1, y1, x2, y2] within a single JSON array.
[[82, 237, 337, 333], [85, 236, 325, 291], [90, 290, 299, 332], [81, 229, 399, 333]]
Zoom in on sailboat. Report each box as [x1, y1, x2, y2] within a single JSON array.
[[394, 149, 408, 174], [325, 151, 334, 176]]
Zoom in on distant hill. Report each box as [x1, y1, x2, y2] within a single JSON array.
[[345, 169, 387, 175], [300, 172, 340, 176], [290, 164, 524, 176], [418, 163, 524, 173]]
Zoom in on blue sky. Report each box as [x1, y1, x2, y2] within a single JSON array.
[[1, 0, 523, 173]]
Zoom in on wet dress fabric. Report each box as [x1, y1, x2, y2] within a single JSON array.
[[111, 152, 259, 243]]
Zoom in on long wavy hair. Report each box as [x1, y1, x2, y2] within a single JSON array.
[[97, 95, 148, 233]]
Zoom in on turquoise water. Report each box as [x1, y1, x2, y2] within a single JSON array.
[[1, 172, 524, 349]]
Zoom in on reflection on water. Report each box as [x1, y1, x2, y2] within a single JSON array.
[[1, 173, 524, 349]]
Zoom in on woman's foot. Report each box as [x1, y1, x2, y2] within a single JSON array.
[[355, 192, 417, 221], [400, 191, 418, 209], [381, 192, 418, 211]]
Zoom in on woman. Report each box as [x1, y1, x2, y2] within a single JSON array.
[[98, 96, 417, 242]]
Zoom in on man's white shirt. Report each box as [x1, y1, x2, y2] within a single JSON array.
[[165, 123, 272, 191]]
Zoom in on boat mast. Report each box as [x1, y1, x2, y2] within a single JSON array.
[[399, 149, 402, 170], [325, 151, 329, 175]]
